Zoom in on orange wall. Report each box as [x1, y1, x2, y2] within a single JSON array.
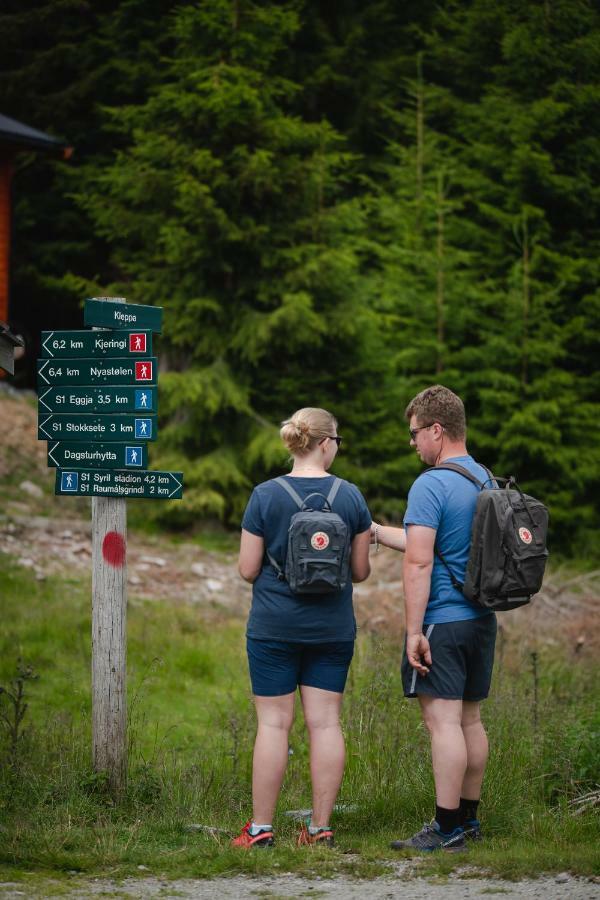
[[0, 158, 12, 324]]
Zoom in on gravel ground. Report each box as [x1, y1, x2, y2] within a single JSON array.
[[1, 869, 600, 899]]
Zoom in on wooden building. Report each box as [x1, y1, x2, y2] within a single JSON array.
[[0, 113, 71, 327]]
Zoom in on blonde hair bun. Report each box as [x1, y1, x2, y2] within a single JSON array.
[[280, 407, 337, 456]]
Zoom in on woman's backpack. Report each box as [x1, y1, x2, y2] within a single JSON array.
[[432, 463, 549, 611], [266, 477, 351, 595]]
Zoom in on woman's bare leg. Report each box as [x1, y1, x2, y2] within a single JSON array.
[[300, 686, 345, 828], [252, 692, 295, 823]]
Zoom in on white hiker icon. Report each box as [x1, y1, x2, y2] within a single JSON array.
[[135, 336, 142, 349], [141, 364, 148, 378], [66, 474, 73, 488], [140, 392, 148, 407], [140, 421, 147, 435], [130, 449, 138, 464]]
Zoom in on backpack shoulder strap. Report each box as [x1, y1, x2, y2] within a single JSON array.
[[427, 462, 485, 489], [274, 476, 303, 508], [423, 463, 488, 593], [265, 477, 304, 579], [326, 477, 342, 507]]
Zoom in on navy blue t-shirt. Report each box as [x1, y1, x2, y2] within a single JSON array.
[[242, 475, 371, 643]]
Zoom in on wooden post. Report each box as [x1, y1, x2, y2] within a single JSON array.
[[91, 297, 128, 796]]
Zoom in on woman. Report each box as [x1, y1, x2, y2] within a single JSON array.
[[232, 407, 371, 849]]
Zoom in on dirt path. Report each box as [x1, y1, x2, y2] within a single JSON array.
[[1, 869, 599, 899]]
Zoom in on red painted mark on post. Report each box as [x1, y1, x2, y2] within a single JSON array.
[[102, 531, 126, 568]]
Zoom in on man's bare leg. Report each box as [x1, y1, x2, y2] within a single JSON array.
[[460, 700, 488, 797], [419, 696, 466, 809]]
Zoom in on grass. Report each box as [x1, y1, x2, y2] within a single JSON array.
[[0, 556, 599, 890]]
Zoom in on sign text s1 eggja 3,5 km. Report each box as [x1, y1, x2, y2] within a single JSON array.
[[36, 297, 183, 799]]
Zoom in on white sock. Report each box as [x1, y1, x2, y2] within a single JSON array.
[[249, 822, 272, 836], [309, 823, 329, 835]]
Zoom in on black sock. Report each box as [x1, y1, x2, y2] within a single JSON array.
[[459, 797, 480, 824], [435, 805, 461, 834]]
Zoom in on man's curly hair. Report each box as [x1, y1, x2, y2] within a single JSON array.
[[405, 385, 466, 441]]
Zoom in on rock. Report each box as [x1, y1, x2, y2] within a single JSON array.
[[17, 557, 35, 568], [140, 555, 167, 567], [205, 579, 223, 592], [137, 864, 149, 870], [128, 574, 142, 585], [191, 562, 207, 577], [555, 872, 570, 883], [60, 530, 74, 539], [19, 480, 43, 499]]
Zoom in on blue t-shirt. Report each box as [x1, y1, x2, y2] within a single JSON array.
[[404, 455, 492, 625], [242, 475, 371, 643]]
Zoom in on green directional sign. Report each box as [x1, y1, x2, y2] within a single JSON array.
[[39, 413, 157, 442], [38, 386, 157, 414], [37, 357, 157, 386], [55, 468, 184, 499], [41, 330, 152, 358], [47, 442, 148, 469], [84, 299, 163, 333]]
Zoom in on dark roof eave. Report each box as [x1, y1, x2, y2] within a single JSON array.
[[0, 113, 69, 155]]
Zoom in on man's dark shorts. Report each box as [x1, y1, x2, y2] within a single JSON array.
[[247, 637, 354, 697], [402, 614, 497, 701]]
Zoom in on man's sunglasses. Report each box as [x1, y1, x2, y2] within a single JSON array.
[[409, 424, 433, 440], [319, 435, 343, 447]]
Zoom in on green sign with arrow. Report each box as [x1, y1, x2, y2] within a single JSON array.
[[37, 357, 157, 386], [47, 442, 148, 469], [38, 386, 157, 414], [41, 330, 153, 358], [56, 468, 183, 499], [38, 414, 157, 442]]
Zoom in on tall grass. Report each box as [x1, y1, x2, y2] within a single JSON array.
[[0, 559, 598, 878]]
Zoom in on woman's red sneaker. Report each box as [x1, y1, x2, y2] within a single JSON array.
[[297, 824, 334, 848], [231, 820, 274, 849]]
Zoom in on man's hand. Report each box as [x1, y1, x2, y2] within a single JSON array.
[[406, 633, 432, 676]]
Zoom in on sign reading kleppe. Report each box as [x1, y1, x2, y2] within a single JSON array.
[[84, 298, 163, 333]]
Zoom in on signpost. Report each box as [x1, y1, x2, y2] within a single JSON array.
[[41, 329, 152, 358], [39, 386, 157, 414], [37, 357, 157, 386], [38, 413, 157, 442], [47, 441, 149, 470], [56, 469, 184, 499], [84, 298, 163, 333], [36, 296, 182, 797]]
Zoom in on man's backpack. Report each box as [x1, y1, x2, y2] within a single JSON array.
[[431, 463, 549, 611], [266, 477, 351, 595]]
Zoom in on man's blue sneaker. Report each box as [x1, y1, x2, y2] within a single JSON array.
[[390, 820, 466, 853], [463, 818, 482, 841]]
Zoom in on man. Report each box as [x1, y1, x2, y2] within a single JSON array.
[[372, 385, 496, 852]]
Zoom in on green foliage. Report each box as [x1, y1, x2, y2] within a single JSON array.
[[4, 0, 600, 553]]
